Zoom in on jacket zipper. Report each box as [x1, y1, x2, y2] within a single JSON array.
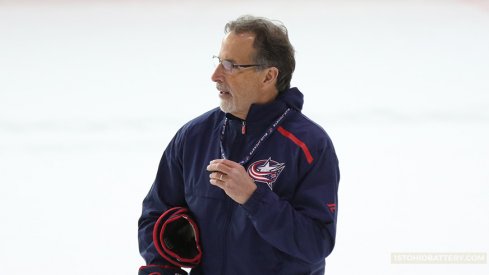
[[220, 199, 235, 274], [241, 120, 246, 135], [220, 119, 246, 274]]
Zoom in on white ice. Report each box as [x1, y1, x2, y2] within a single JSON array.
[[1, 1, 488, 274]]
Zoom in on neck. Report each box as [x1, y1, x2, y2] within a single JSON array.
[[231, 111, 248, 120], [233, 90, 278, 120]]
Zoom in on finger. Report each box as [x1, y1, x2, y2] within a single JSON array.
[[209, 176, 224, 188], [209, 172, 225, 181], [210, 159, 241, 168], [206, 162, 232, 174]]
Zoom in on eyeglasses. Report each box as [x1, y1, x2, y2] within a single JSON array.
[[213, 55, 265, 73]]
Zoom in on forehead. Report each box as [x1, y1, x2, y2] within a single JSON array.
[[219, 31, 256, 62]]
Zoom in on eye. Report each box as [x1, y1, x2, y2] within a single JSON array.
[[221, 60, 234, 71]]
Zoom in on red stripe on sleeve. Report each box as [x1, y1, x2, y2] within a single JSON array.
[[277, 126, 314, 164]]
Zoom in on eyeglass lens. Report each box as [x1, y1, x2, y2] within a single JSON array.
[[213, 56, 233, 72]]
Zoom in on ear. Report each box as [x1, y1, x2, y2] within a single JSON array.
[[262, 67, 279, 88]]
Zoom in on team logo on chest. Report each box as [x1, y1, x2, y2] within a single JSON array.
[[247, 157, 285, 190]]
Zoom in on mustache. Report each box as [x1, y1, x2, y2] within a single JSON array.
[[216, 83, 228, 91]]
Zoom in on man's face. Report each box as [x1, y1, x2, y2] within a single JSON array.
[[211, 31, 268, 120]]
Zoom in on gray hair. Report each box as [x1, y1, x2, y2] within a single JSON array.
[[225, 15, 295, 92]]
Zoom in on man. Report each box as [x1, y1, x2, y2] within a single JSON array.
[[138, 15, 340, 275]]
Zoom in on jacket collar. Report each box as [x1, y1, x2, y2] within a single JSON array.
[[225, 87, 304, 134]]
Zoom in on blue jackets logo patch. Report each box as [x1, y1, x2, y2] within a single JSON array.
[[247, 158, 285, 190]]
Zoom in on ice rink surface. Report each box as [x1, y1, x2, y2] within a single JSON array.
[[1, 0, 488, 274]]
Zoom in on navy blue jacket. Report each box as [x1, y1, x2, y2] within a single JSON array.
[[138, 87, 340, 275]]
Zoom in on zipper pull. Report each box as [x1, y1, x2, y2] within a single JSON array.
[[241, 121, 246, 135]]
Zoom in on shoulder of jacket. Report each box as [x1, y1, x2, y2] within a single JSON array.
[[177, 107, 223, 137], [289, 111, 330, 136], [281, 111, 334, 150]]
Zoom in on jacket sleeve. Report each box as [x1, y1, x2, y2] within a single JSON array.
[[138, 129, 187, 266], [242, 136, 340, 264]]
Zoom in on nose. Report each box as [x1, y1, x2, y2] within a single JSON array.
[[211, 63, 224, 83]]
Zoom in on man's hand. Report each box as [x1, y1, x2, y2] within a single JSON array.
[[207, 159, 257, 204]]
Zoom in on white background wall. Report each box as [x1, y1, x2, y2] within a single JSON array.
[[1, 0, 488, 274]]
